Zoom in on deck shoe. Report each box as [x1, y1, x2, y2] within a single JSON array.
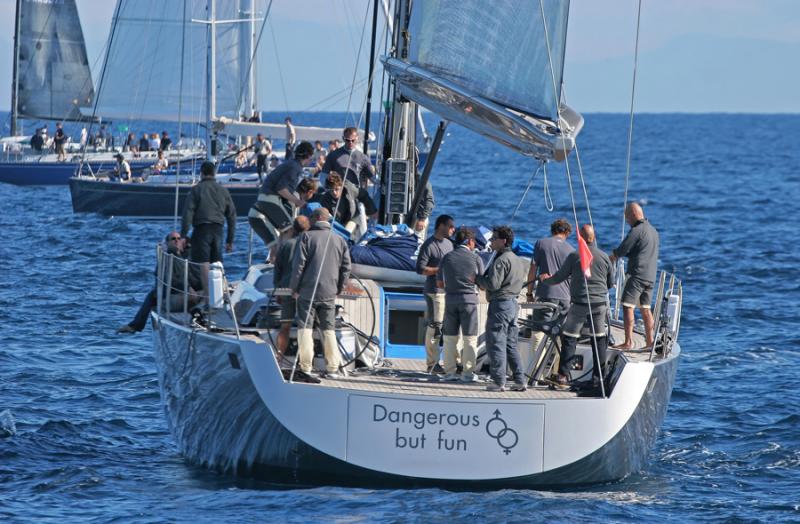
[[442, 373, 460, 382], [510, 383, 527, 392], [117, 324, 137, 334], [325, 372, 342, 380], [427, 363, 445, 375], [460, 373, 480, 383], [486, 383, 505, 392]]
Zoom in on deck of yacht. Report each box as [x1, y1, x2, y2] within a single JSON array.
[[275, 324, 653, 400]]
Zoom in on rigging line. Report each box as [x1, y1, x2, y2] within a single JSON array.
[[79, 0, 123, 165], [302, 77, 370, 112], [289, 26, 384, 384], [267, 18, 289, 114], [173, 0, 189, 230], [542, 162, 554, 211], [509, 162, 543, 223], [539, 0, 605, 397], [343, 1, 372, 127], [621, 0, 643, 242], [233, 0, 274, 118]]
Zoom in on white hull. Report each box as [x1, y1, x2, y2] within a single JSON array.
[[151, 311, 680, 487]]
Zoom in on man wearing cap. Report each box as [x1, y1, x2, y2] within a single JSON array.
[[610, 202, 660, 349], [248, 141, 315, 256], [476, 225, 528, 392], [181, 160, 237, 266], [437, 227, 484, 382]]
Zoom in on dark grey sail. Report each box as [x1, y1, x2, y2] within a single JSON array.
[[383, 0, 582, 161], [14, 0, 95, 122]]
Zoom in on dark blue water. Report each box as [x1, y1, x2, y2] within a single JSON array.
[[2, 113, 799, 522]]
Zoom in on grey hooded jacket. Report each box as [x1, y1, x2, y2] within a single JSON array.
[[289, 221, 351, 302]]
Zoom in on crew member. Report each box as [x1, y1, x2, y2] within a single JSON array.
[[248, 141, 314, 255], [318, 173, 358, 233], [180, 160, 237, 266], [541, 224, 614, 389], [476, 225, 528, 392], [610, 202, 660, 349], [54, 122, 67, 162], [290, 207, 351, 378], [526, 218, 574, 359], [437, 227, 484, 382], [320, 127, 377, 216], [416, 214, 455, 374], [272, 216, 310, 355]]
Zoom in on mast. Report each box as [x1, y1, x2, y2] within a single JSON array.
[[10, 0, 22, 136], [363, 0, 379, 153], [206, 0, 217, 160], [247, 0, 257, 117]]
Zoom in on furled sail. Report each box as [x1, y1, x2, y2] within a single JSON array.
[[15, 0, 95, 121], [91, 0, 246, 123], [383, 0, 582, 160]]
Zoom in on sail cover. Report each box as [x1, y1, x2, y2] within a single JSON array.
[[92, 0, 246, 123], [384, 0, 582, 160], [15, 0, 95, 121]]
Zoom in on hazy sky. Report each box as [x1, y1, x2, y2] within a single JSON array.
[[1, 0, 798, 114]]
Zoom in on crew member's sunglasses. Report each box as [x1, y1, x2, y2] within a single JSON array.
[[168, 236, 181, 241]]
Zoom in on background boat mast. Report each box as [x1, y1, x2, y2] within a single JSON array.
[[10, 0, 22, 136], [206, 0, 217, 161]]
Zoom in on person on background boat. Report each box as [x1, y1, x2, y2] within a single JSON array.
[[272, 216, 310, 356], [181, 160, 236, 268], [117, 232, 201, 334], [476, 225, 528, 392], [526, 218, 574, 363], [284, 116, 296, 159], [160, 131, 172, 151], [290, 207, 351, 378], [152, 150, 168, 174], [312, 140, 326, 168], [30, 128, 44, 153], [248, 141, 314, 258], [610, 202, 659, 349], [318, 173, 358, 233], [138, 133, 150, 153], [541, 224, 614, 390], [416, 214, 455, 374], [248, 111, 260, 123], [149, 133, 160, 152], [79, 127, 88, 149], [113, 153, 132, 182], [438, 227, 484, 382], [252, 133, 272, 178], [54, 122, 67, 162], [320, 127, 377, 217]]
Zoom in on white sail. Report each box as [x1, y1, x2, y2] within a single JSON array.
[[92, 0, 248, 123], [383, 0, 582, 160], [15, 0, 95, 121]]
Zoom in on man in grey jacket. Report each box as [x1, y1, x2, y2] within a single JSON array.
[[610, 202, 660, 349], [290, 207, 351, 378], [437, 227, 484, 382], [476, 225, 528, 392], [541, 225, 614, 388]]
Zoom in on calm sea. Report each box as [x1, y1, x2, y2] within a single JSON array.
[[1, 113, 799, 522]]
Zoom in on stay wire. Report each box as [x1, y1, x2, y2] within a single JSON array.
[[621, 0, 643, 242], [510, 161, 543, 224], [289, 19, 384, 383], [539, 0, 605, 397]]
